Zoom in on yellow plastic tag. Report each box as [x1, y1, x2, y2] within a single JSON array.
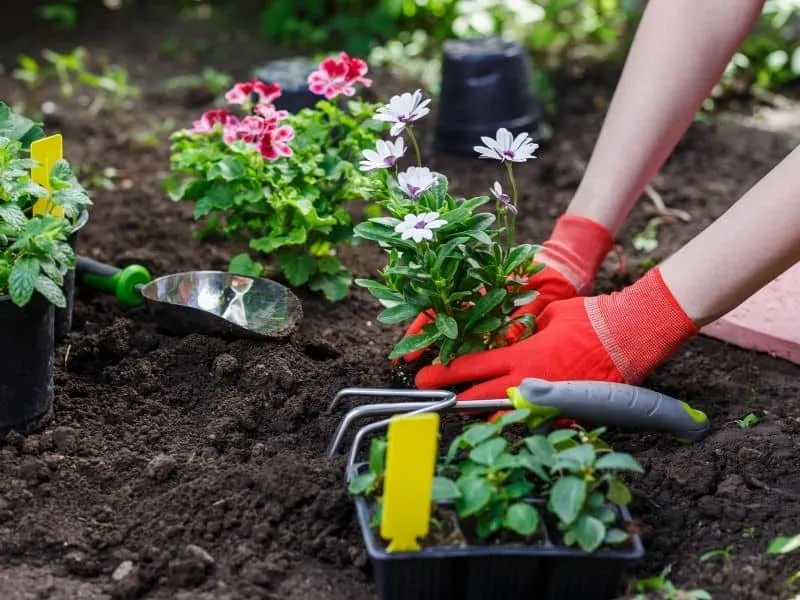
[[380, 412, 439, 552], [31, 134, 65, 218]]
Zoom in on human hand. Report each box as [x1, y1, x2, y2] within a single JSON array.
[[415, 267, 699, 400], [397, 214, 615, 362]]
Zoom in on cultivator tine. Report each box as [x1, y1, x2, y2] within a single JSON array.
[[324, 386, 512, 469]]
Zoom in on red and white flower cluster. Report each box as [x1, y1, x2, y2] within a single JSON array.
[[187, 52, 371, 161]]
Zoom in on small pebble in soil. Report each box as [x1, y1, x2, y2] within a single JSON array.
[[112, 560, 135, 582], [144, 453, 178, 481], [211, 353, 239, 379], [167, 544, 215, 587]]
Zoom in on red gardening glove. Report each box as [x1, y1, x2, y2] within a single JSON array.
[[398, 214, 615, 362], [415, 267, 699, 402]]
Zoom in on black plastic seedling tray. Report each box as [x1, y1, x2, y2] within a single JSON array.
[[353, 465, 644, 600]]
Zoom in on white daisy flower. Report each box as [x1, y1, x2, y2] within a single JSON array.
[[397, 166, 437, 199], [394, 211, 447, 243], [359, 138, 407, 171], [491, 181, 517, 214], [373, 89, 431, 136], [474, 128, 538, 163]]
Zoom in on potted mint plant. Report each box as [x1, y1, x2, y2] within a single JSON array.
[[165, 51, 385, 301], [0, 104, 86, 434], [348, 412, 645, 600]]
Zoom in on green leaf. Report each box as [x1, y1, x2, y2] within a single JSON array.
[[506, 479, 534, 499], [377, 303, 420, 325], [388, 327, 442, 360], [524, 435, 556, 468], [606, 477, 632, 506], [604, 528, 629, 545], [464, 288, 507, 331], [767, 534, 800, 555], [571, 514, 606, 552], [34, 274, 66, 308], [431, 476, 461, 502], [512, 290, 538, 307], [348, 473, 376, 495], [228, 253, 263, 277], [504, 502, 539, 536], [553, 444, 596, 471], [595, 452, 644, 473], [435, 313, 458, 340], [209, 156, 246, 181], [470, 317, 503, 335], [277, 252, 317, 287], [455, 476, 493, 517], [469, 438, 507, 466], [368, 438, 387, 476], [0, 205, 27, 230], [9, 256, 38, 307], [495, 408, 531, 428], [308, 269, 352, 302], [353, 278, 404, 305], [548, 476, 587, 525], [462, 423, 500, 447], [504, 244, 537, 275]]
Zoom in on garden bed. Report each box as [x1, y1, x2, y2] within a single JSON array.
[[1, 6, 799, 600]]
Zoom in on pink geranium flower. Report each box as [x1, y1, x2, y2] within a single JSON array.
[[224, 80, 282, 105], [258, 125, 295, 160], [189, 108, 240, 134], [307, 52, 372, 99]]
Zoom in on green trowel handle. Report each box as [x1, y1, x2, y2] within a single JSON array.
[[76, 255, 152, 307], [508, 378, 711, 442]]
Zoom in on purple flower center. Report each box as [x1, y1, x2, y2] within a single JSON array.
[[503, 150, 515, 159], [384, 155, 397, 167], [413, 220, 428, 229], [399, 114, 412, 123], [406, 185, 420, 197]]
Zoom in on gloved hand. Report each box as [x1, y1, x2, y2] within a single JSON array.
[[398, 214, 615, 362], [415, 267, 699, 401]]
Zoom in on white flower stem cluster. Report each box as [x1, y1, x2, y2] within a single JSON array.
[[360, 87, 538, 249]]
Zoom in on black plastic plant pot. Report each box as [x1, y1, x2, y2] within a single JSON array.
[[434, 37, 542, 156], [353, 466, 644, 600], [54, 208, 89, 342], [0, 292, 55, 436], [252, 57, 320, 114]]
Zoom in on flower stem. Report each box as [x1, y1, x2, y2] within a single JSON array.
[[407, 127, 422, 167], [505, 161, 518, 248]]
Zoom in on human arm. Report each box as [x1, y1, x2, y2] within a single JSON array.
[[565, 0, 766, 234], [416, 144, 800, 396]]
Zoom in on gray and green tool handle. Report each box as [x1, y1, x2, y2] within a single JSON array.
[[508, 378, 710, 442], [76, 255, 152, 307]]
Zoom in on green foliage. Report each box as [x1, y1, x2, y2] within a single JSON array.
[[0, 102, 90, 308], [165, 90, 384, 302], [349, 413, 645, 551]]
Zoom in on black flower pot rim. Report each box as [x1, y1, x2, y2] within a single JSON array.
[[352, 463, 645, 561]]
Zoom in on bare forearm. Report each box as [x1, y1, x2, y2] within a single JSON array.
[[566, 0, 765, 234], [660, 144, 800, 326]]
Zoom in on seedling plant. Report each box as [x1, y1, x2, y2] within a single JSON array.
[[354, 88, 544, 363], [166, 52, 385, 301], [350, 409, 645, 553], [0, 102, 91, 308]]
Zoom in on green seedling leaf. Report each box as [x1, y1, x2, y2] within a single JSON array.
[[432, 476, 461, 502], [572, 514, 606, 552], [435, 313, 458, 340], [388, 327, 443, 360], [605, 528, 629, 545], [548, 475, 586, 525], [463, 288, 507, 331], [9, 256, 38, 307], [767, 534, 800, 554], [348, 473, 376, 495], [606, 477, 633, 506], [277, 252, 317, 287], [378, 302, 421, 325], [469, 438, 508, 467], [524, 435, 556, 468], [595, 452, 644, 473], [504, 502, 539, 537], [462, 423, 500, 447], [455, 476, 493, 517], [494, 408, 531, 428], [553, 444, 596, 472], [34, 273, 66, 308], [368, 438, 387, 476], [505, 479, 534, 499], [228, 253, 263, 277]]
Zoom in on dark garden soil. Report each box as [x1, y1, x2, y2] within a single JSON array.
[[1, 5, 799, 600]]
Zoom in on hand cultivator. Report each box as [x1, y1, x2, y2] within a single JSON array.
[[325, 378, 711, 465]]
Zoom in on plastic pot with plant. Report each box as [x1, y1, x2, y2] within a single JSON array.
[[353, 88, 542, 381], [348, 410, 645, 600], [0, 102, 89, 435], [165, 51, 387, 302]]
